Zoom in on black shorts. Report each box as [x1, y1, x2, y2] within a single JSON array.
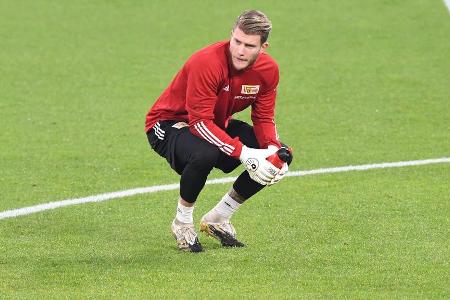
[[146, 119, 260, 175]]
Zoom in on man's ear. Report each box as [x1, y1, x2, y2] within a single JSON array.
[[260, 42, 269, 52]]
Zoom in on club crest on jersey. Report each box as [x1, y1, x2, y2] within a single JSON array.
[[241, 85, 260, 94]]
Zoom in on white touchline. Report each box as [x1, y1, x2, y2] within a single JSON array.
[[444, 0, 450, 13], [0, 157, 449, 220]]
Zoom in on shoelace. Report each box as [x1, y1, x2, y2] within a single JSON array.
[[218, 222, 236, 237], [177, 226, 197, 245]]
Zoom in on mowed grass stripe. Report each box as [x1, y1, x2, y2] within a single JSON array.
[[1, 157, 448, 220]]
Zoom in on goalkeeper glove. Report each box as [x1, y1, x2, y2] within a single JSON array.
[[268, 162, 288, 185], [239, 145, 280, 185], [266, 145, 292, 186]]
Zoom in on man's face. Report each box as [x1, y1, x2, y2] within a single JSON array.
[[229, 27, 268, 71]]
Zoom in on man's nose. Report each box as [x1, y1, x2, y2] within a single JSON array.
[[237, 44, 246, 56]]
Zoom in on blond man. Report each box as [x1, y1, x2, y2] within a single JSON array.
[[145, 10, 293, 252]]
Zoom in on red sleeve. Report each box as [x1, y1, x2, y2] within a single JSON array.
[[251, 64, 282, 149], [185, 56, 243, 158]]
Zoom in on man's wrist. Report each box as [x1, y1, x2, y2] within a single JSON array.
[[232, 142, 244, 159]]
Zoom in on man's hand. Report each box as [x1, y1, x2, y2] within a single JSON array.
[[267, 145, 292, 186], [268, 162, 288, 186], [239, 145, 280, 185]]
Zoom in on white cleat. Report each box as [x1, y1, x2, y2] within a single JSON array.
[[171, 219, 203, 252], [200, 217, 245, 247]]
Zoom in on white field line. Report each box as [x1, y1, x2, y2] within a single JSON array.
[[0, 157, 449, 220], [444, 0, 450, 13]]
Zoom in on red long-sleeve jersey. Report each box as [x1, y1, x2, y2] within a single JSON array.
[[145, 41, 281, 158]]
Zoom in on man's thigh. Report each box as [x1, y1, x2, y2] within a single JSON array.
[[148, 120, 258, 175], [173, 120, 259, 175], [172, 126, 219, 174], [147, 121, 218, 175], [226, 119, 259, 148]]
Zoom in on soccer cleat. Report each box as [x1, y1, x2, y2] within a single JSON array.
[[171, 219, 203, 252], [200, 218, 245, 247]]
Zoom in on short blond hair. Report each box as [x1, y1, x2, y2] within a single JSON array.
[[233, 10, 272, 44]]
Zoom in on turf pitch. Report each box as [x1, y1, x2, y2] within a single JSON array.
[[0, 0, 449, 298]]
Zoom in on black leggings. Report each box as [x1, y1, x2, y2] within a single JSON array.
[[147, 120, 284, 203]]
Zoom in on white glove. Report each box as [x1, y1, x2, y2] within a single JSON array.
[[268, 162, 288, 186], [239, 145, 280, 185]]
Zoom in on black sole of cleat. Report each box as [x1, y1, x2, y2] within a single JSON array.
[[204, 224, 245, 247], [172, 232, 204, 253], [188, 242, 204, 252], [221, 240, 245, 247]]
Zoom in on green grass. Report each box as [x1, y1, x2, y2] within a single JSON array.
[[1, 165, 449, 298], [0, 0, 449, 298]]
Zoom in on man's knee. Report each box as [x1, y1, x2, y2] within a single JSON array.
[[189, 143, 220, 171], [226, 120, 259, 148], [219, 158, 240, 173]]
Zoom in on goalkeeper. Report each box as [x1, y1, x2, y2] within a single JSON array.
[[145, 10, 293, 252]]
